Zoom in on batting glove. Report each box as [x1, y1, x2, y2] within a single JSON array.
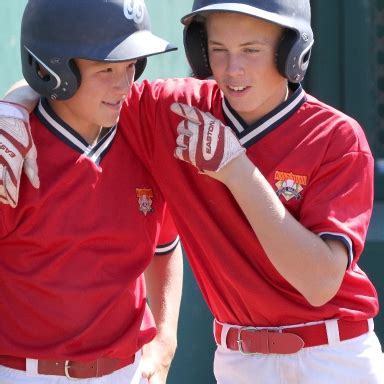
[[0, 101, 39, 207], [171, 102, 245, 172]]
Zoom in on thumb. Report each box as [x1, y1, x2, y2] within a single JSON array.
[[170, 102, 202, 124], [24, 148, 40, 189]]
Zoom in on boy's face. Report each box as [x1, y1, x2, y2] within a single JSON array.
[[206, 12, 288, 125], [51, 58, 136, 133]]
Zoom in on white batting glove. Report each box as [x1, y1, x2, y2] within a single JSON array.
[[0, 101, 39, 207], [171, 102, 245, 172]]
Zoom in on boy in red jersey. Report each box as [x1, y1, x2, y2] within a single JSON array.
[[2, 0, 383, 382], [0, 1, 182, 383]]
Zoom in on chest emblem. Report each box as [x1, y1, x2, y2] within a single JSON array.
[[136, 188, 154, 215], [274, 171, 307, 201]]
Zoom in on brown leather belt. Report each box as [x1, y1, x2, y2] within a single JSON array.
[[0, 354, 135, 379], [214, 319, 370, 354]]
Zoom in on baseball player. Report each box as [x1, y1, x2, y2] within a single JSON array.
[[2, 0, 384, 383], [0, 1, 183, 383]]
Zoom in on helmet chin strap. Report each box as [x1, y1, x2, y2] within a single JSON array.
[[283, 82, 290, 102]]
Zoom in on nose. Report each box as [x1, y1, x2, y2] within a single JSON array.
[[114, 69, 132, 93], [225, 54, 244, 77]]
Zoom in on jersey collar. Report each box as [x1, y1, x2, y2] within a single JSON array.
[[222, 83, 306, 148], [35, 98, 117, 164]]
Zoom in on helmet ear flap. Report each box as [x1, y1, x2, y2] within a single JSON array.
[[134, 58, 147, 81], [67, 59, 81, 94], [184, 21, 212, 79], [21, 47, 80, 100], [277, 29, 313, 83], [276, 29, 296, 79]]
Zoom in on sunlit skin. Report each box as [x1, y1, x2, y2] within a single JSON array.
[[50, 59, 136, 145], [206, 12, 289, 125]]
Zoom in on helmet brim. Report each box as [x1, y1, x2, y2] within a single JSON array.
[[181, 3, 299, 31], [81, 30, 177, 62]]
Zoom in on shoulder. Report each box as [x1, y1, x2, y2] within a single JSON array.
[[130, 78, 221, 104], [301, 93, 371, 156]]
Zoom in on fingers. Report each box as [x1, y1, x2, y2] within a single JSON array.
[[175, 120, 192, 163], [170, 102, 204, 125], [24, 146, 40, 189], [0, 118, 31, 151], [141, 365, 166, 384], [174, 140, 191, 164], [0, 165, 17, 207], [0, 196, 10, 205], [0, 169, 11, 205], [141, 366, 154, 380], [24, 161, 40, 189]]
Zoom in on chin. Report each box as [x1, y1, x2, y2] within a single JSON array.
[[229, 101, 256, 115], [102, 116, 120, 128]]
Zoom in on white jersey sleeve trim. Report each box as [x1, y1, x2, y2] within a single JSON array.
[[155, 236, 180, 255], [318, 232, 353, 268]]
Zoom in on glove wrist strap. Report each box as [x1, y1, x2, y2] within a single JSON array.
[[0, 101, 30, 122]]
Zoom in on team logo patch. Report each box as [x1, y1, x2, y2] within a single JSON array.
[[136, 188, 154, 215], [274, 171, 307, 201]]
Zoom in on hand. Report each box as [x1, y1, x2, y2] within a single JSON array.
[[171, 102, 245, 172], [4, 79, 40, 113], [0, 102, 39, 207], [141, 335, 176, 384]]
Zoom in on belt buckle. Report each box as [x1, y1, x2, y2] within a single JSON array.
[[237, 326, 259, 355], [64, 360, 80, 380]]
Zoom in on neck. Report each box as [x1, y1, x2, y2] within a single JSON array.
[[49, 99, 103, 146]]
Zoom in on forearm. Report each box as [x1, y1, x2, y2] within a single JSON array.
[[216, 154, 347, 306], [145, 244, 183, 352], [3, 79, 39, 113], [171, 102, 348, 306]]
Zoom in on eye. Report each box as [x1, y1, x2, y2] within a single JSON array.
[[99, 67, 113, 73], [209, 46, 227, 53], [243, 48, 259, 53]]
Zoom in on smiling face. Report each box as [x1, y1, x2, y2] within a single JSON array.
[[206, 12, 289, 125], [50, 58, 137, 141]]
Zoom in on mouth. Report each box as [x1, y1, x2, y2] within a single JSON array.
[[102, 100, 123, 110], [226, 85, 249, 95], [228, 85, 247, 91]]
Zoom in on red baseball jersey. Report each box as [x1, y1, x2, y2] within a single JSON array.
[[0, 98, 179, 360], [119, 78, 378, 326]]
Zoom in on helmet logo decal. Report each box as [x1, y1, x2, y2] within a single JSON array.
[[124, 0, 145, 24]]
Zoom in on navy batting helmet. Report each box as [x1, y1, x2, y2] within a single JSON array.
[[181, 0, 314, 83], [21, 0, 177, 100]]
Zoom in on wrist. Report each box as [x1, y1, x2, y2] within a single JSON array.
[[0, 101, 30, 122], [213, 152, 253, 185], [3, 80, 39, 113]]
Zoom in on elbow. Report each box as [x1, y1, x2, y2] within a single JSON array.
[[302, 264, 346, 307], [303, 281, 342, 307], [306, 293, 334, 307]]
